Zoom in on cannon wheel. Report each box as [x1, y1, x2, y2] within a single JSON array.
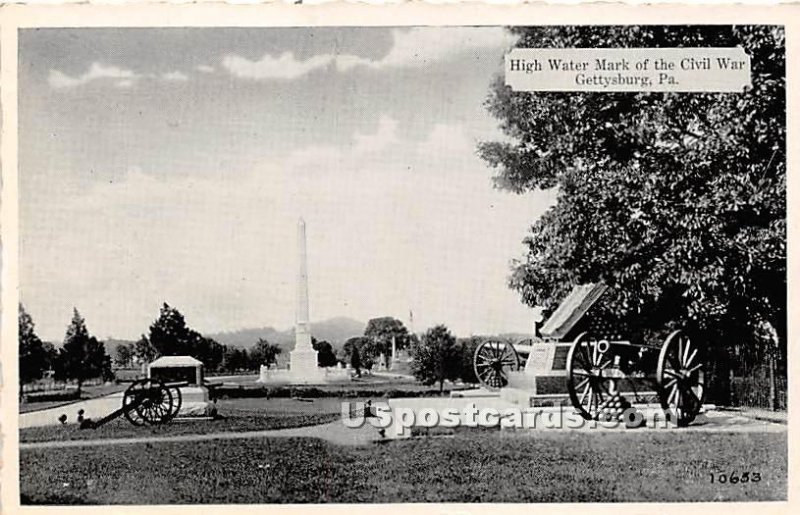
[[473, 340, 520, 390], [567, 332, 613, 420], [657, 330, 705, 427], [166, 384, 183, 421], [123, 378, 175, 426]]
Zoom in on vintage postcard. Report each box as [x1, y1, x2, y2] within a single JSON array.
[[0, 2, 796, 512]]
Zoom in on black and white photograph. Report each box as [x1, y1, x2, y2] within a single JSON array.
[[2, 3, 793, 507]]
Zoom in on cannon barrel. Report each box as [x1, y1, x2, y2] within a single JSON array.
[[513, 342, 535, 355]]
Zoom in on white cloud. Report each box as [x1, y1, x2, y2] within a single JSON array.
[[48, 62, 139, 89], [196, 64, 215, 73], [337, 27, 515, 71], [221, 27, 514, 81], [161, 71, 189, 82], [27, 115, 552, 340], [222, 51, 335, 80]]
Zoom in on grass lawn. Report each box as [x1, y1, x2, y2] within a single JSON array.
[[20, 430, 786, 503], [20, 397, 358, 443]]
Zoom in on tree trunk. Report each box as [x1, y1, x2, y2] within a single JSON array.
[[768, 352, 777, 411], [728, 369, 736, 407], [439, 379, 444, 393], [76, 379, 83, 396]]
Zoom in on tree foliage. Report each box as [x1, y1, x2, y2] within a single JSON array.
[[134, 334, 158, 364], [114, 342, 136, 368], [343, 336, 378, 370], [456, 337, 485, 384], [223, 347, 250, 372], [350, 345, 362, 376], [411, 325, 461, 392], [59, 308, 112, 392], [313, 339, 339, 368], [19, 304, 55, 385], [147, 303, 225, 371], [479, 26, 786, 350], [364, 316, 412, 355], [250, 338, 282, 369]]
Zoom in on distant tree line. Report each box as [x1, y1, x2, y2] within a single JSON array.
[[21, 304, 499, 393], [340, 315, 486, 390], [19, 304, 113, 394], [18, 303, 290, 390]]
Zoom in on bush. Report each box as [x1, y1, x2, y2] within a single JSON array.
[[211, 384, 468, 400], [23, 390, 81, 403]]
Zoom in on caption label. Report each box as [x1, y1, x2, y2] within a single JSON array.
[[506, 47, 751, 92]]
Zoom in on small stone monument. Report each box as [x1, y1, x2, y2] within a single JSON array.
[[148, 355, 216, 417]]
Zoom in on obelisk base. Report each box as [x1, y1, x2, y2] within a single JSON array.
[[289, 348, 324, 383]]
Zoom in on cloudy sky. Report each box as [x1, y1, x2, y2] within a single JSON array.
[[19, 27, 555, 342]]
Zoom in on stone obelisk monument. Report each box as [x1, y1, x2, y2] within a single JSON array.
[[289, 218, 322, 382]]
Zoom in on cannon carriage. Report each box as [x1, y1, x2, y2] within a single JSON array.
[[80, 378, 185, 429], [473, 283, 705, 426]]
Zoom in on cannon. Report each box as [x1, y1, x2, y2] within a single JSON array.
[[567, 329, 705, 427], [80, 378, 185, 429], [473, 329, 705, 426], [472, 339, 533, 389], [471, 283, 706, 427]]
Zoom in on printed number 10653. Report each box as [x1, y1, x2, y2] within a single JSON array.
[[709, 472, 761, 484]]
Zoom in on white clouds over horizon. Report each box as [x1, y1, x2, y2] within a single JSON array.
[[223, 27, 514, 80], [49, 63, 193, 89], [46, 27, 514, 88], [162, 70, 189, 82], [24, 26, 537, 343], [48, 62, 139, 89], [22, 114, 553, 341]]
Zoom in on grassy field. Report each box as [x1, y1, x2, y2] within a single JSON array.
[[20, 397, 357, 443], [20, 430, 786, 503]]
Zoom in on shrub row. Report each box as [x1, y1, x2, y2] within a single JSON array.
[[212, 384, 457, 400], [23, 390, 81, 403]]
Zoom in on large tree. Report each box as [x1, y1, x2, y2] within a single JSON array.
[[456, 337, 485, 385], [313, 339, 339, 368], [59, 308, 112, 394], [411, 325, 461, 392], [19, 304, 54, 386], [249, 338, 282, 369], [114, 342, 135, 368], [350, 344, 362, 377], [479, 27, 785, 362], [343, 336, 378, 370], [149, 303, 194, 356], [147, 303, 225, 370], [133, 334, 158, 363], [364, 316, 412, 356], [223, 346, 249, 372]]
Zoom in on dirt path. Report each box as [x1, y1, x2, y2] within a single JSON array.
[[19, 420, 379, 450], [20, 392, 124, 429]]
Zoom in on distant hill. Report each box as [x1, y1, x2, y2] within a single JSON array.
[[207, 316, 365, 351], [96, 318, 363, 366]]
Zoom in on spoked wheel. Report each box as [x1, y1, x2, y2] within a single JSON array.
[[165, 384, 183, 421], [473, 340, 521, 390], [123, 378, 174, 426], [567, 332, 615, 420], [657, 330, 705, 427]]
